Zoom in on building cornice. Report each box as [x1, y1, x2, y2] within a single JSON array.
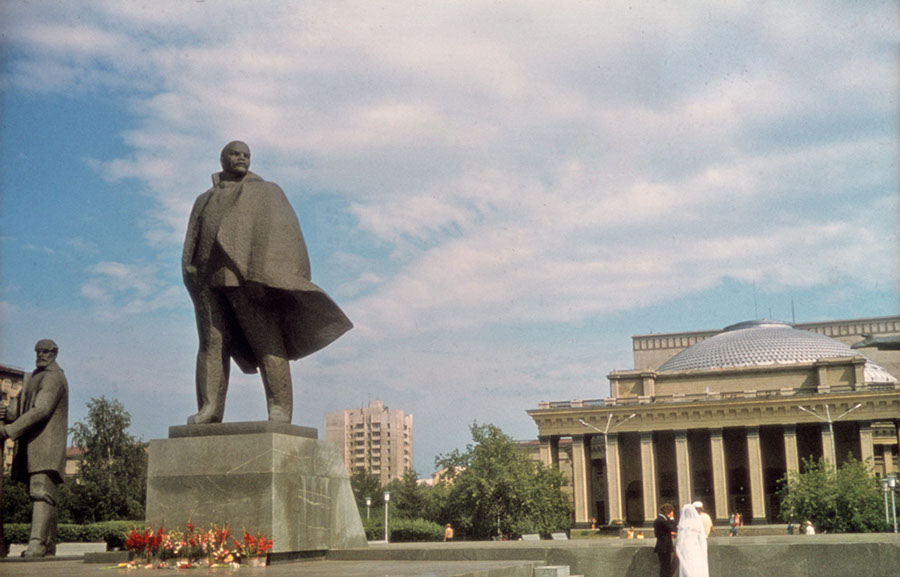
[[528, 390, 900, 437]]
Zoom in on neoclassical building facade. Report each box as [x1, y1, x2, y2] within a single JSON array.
[[528, 316, 900, 527]]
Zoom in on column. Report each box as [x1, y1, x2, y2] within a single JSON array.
[[539, 435, 560, 468], [821, 423, 836, 467], [710, 428, 729, 522], [640, 431, 658, 523], [746, 426, 767, 523], [571, 434, 592, 525], [606, 433, 623, 523], [675, 430, 693, 507], [858, 421, 874, 465], [783, 425, 800, 475]]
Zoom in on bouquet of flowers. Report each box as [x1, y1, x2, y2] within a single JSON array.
[[123, 527, 169, 566], [198, 524, 236, 566], [234, 529, 274, 559], [121, 523, 246, 568]]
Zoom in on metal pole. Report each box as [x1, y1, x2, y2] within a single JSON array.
[[891, 479, 898, 534], [884, 481, 891, 526], [383, 491, 390, 543], [579, 414, 635, 524], [823, 406, 836, 466]]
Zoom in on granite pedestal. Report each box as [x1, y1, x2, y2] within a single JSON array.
[[146, 422, 366, 553]]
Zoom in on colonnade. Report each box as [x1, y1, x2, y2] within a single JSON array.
[[540, 420, 894, 527]]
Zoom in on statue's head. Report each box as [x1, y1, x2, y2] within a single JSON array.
[[220, 141, 251, 178], [34, 339, 58, 368]]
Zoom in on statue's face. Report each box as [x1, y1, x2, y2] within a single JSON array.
[[35, 346, 57, 368], [220, 141, 251, 177]]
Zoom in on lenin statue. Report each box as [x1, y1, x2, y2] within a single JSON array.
[[182, 141, 352, 425], [0, 339, 68, 557]]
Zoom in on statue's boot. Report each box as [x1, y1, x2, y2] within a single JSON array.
[[261, 355, 292, 423], [22, 501, 55, 557], [187, 409, 224, 425], [189, 345, 229, 425], [188, 375, 227, 425], [268, 405, 291, 423], [21, 541, 46, 558]]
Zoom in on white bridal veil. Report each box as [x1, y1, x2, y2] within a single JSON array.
[[676, 504, 709, 577]]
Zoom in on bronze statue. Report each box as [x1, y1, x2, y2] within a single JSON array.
[[0, 339, 68, 557], [182, 141, 352, 425]]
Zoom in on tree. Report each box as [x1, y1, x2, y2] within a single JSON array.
[[67, 396, 148, 523], [1, 472, 31, 524], [385, 469, 427, 520], [435, 422, 572, 539], [349, 468, 383, 513], [777, 456, 888, 533]]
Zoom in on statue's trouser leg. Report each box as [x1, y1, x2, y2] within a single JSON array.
[[26, 473, 59, 556], [190, 289, 231, 424], [227, 289, 293, 423]]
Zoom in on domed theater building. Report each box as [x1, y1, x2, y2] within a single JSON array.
[[527, 316, 900, 527]]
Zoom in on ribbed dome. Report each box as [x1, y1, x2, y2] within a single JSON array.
[[657, 320, 897, 384]]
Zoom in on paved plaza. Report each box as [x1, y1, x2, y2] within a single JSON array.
[[1, 535, 899, 577]]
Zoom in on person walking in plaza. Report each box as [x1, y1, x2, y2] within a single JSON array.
[[653, 503, 678, 577], [443, 524, 454, 542], [676, 504, 709, 577], [728, 511, 742, 536]]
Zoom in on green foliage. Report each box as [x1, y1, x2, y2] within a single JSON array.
[[384, 469, 427, 520], [362, 517, 444, 542], [777, 456, 889, 533], [4, 520, 142, 549], [68, 396, 149, 523], [349, 467, 384, 513], [435, 422, 572, 539], [421, 480, 451, 525], [1, 472, 31, 523]]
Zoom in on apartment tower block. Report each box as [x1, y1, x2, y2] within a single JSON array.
[[324, 400, 413, 484]]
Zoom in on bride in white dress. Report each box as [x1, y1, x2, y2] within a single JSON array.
[[676, 504, 709, 577]]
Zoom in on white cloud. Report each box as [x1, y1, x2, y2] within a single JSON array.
[[3, 0, 896, 470], [80, 261, 181, 320]]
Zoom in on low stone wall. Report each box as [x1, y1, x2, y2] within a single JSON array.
[[330, 534, 900, 577]]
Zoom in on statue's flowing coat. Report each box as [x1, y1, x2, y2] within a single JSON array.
[[183, 172, 352, 374]]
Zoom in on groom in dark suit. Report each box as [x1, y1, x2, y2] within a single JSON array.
[[653, 502, 677, 577]]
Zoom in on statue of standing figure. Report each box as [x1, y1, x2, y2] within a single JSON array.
[[0, 339, 68, 557], [182, 141, 352, 425]]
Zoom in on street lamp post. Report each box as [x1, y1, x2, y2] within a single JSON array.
[[365, 496, 372, 521], [579, 413, 637, 523], [888, 475, 898, 533], [383, 491, 391, 543], [796, 403, 862, 466]]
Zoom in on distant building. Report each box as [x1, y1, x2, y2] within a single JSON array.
[[417, 467, 464, 487], [65, 447, 84, 478], [0, 363, 26, 472], [528, 315, 900, 528], [324, 400, 413, 485]]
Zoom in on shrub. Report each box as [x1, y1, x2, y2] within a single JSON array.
[[391, 518, 444, 542], [3, 520, 143, 550], [363, 517, 443, 542], [777, 456, 889, 533]]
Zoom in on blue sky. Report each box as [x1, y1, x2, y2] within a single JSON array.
[[1, 1, 897, 475]]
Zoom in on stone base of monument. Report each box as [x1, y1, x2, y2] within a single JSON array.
[[145, 422, 367, 554]]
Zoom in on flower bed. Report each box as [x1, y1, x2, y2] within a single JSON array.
[[119, 523, 272, 569]]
